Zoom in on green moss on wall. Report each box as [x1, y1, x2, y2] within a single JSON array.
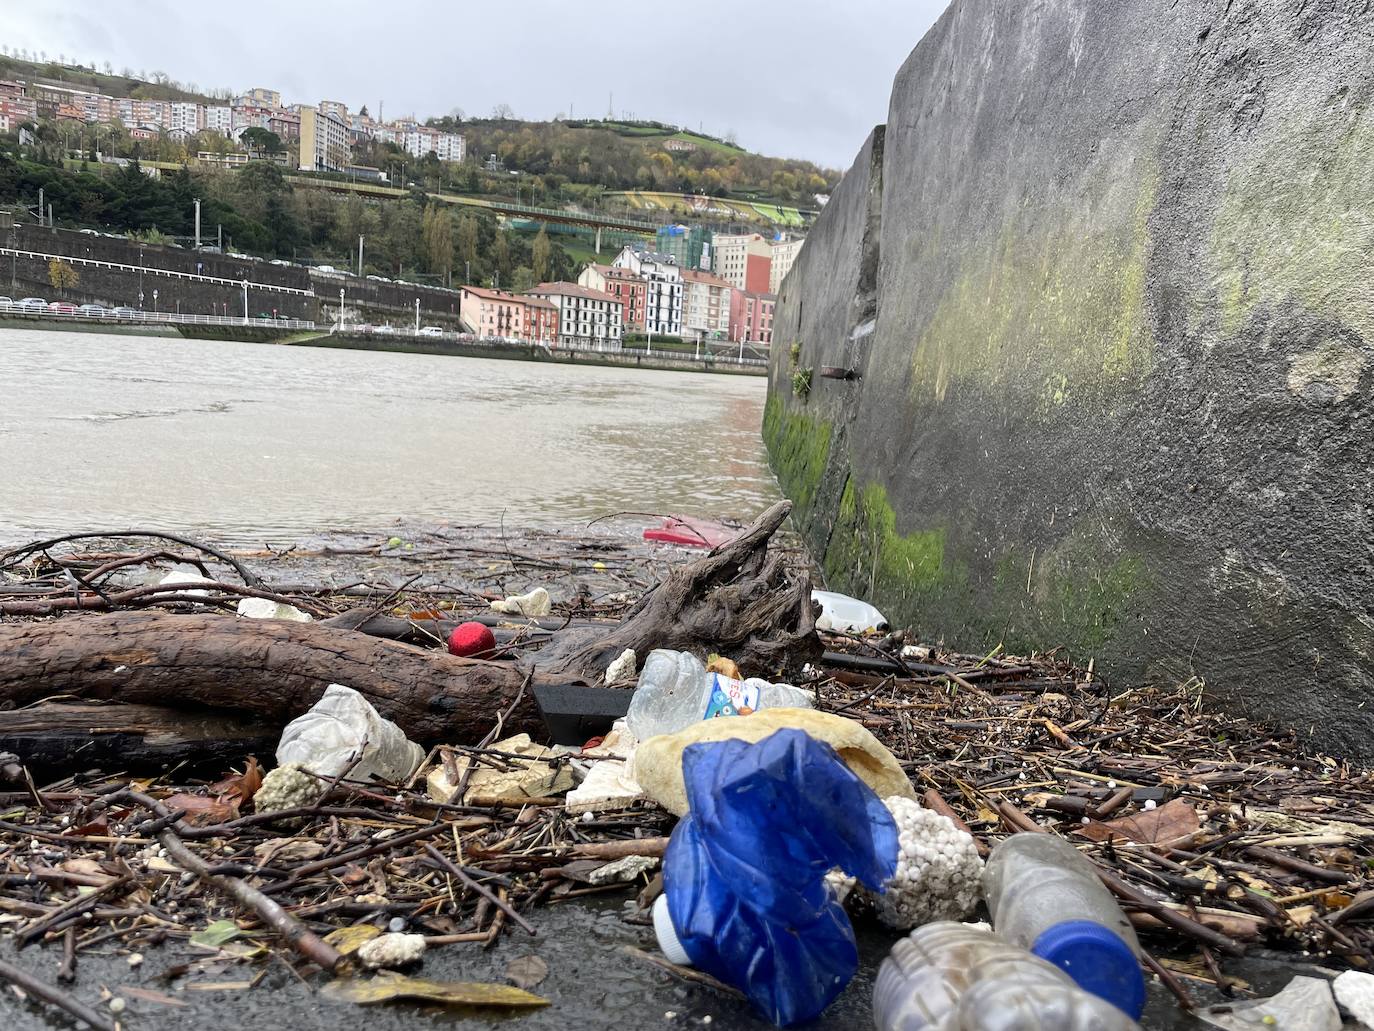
[[821, 477, 1146, 659], [762, 393, 832, 522], [1208, 109, 1374, 340], [907, 161, 1158, 412]]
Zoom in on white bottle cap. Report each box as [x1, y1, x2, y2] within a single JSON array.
[[653, 894, 692, 966]]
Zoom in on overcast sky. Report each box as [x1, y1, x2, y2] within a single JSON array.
[[4, 0, 948, 169]]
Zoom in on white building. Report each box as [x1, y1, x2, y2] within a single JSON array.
[[769, 236, 805, 294], [680, 268, 733, 343], [168, 102, 203, 136], [401, 127, 465, 162], [115, 98, 169, 130], [712, 232, 772, 292], [612, 247, 683, 337], [526, 282, 623, 348], [204, 105, 233, 137]]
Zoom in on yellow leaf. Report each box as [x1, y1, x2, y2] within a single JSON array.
[[323, 925, 383, 956], [321, 972, 549, 1008]]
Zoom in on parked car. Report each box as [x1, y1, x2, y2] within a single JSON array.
[[0, 296, 12, 308], [110, 307, 138, 319], [17, 297, 47, 312], [78, 304, 107, 317], [374, 325, 395, 335], [79, 228, 99, 236], [315, 265, 339, 274], [269, 259, 292, 267], [419, 326, 444, 337], [366, 275, 391, 283], [49, 302, 78, 315]]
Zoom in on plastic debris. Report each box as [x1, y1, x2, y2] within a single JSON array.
[[447, 621, 496, 657], [1334, 969, 1374, 1027], [1194, 975, 1340, 1030], [655, 728, 898, 1025], [984, 833, 1145, 1019], [864, 796, 983, 930], [252, 763, 323, 814], [587, 854, 659, 885], [626, 649, 813, 740], [490, 586, 551, 616], [811, 590, 888, 633], [236, 596, 312, 621], [158, 568, 214, 598], [356, 932, 427, 970], [874, 922, 1141, 1031], [605, 648, 637, 685], [635, 707, 916, 817], [276, 684, 423, 784], [566, 723, 645, 814], [426, 734, 573, 803]]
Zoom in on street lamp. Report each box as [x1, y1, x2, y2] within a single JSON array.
[[339, 286, 345, 330]]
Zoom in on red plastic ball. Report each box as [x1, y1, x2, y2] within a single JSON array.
[[448, 621, 496, 657]]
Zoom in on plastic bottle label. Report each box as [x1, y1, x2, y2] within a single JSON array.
[[703, 674, 760, 719]]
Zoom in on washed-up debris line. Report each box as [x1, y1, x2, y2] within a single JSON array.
[[0, 523, 1371, 1020]]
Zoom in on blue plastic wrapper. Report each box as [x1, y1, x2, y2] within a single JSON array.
[[662, 727, 900, 1026]]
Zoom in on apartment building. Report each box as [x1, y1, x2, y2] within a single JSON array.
[[31, 82, 113, 123], [168, 101, 202, 135], [526, 282, 623, 348], [401, 127, 465, 162], [712, 232, 772, 293], [319, 100, 349, 121], [298, 105, 349, 172], [612, 247, 682, 337], [728, 290, 776, 344], [269, 109, 300, 142], [242, 87, 282, 108], [116, 98, 169, 130], [0, 96, 38, 132], [204, 105, 233, 137], [524, 296, 558, 343], [459, 286, 526, 339], [655, 223, 712, 272], [768, 236, 805, 294], [680, 268, 734, 342], [578, 264, 647, 332]]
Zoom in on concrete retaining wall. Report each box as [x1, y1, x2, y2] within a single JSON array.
[[767, 0, 1374, 755]]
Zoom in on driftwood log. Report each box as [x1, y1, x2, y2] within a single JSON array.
[[0, 502, 817, 764]]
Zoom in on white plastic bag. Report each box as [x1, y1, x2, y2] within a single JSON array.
[[812, 590, 888, 633], [276, 684, 423, 784]]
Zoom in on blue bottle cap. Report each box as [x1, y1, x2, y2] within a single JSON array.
[[1031, 920, 1147, 1020]]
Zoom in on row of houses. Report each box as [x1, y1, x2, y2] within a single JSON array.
[[457, 245, 774, 348], [655, 224, 804, 296], [0, 79, 465, 173]]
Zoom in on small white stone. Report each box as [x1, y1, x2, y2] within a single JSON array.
[[664, 1012, 677, 1021], [127, 953, 144, 967], [357, 932, 426, 970], [1107, 780, 1118, 789], [1143, 799, 1157, 811], [108, 998, 126, 1014], [581, 812, 594, 823], [701, 1017, 712, 1025], [1081, 816, 1090, 824]]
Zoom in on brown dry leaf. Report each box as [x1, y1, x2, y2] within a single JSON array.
[[320, 972, 549, 1008], [1077, 798, 1200, 846], [59, 858, 115, 884], [210, 757, 263, 807], [66, 818, 109, 836], [705, 655, 741, 680], [504, 955, 549, 990], [253, 838, 326, 865], [162, 793, 238, 827], [548, 860, 605, 885], [323, 925, 383, 956]]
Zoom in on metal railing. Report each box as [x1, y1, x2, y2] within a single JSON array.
[[342, 324, 767, 365], [0, 247, 315, 296], [0, 303, 315, 331]]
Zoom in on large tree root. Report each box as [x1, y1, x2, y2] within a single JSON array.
[[0, 501, 817, 763]]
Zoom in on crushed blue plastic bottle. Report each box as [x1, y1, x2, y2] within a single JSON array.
[[658, 727, 899, 1026]]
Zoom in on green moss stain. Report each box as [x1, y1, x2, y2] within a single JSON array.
[[821, 477, 1146, 659], [762, 393, 831, 522], [908, 161, 1158, 412], [1208, 108, 1374, 340]]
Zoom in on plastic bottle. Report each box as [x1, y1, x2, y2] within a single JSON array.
[[812, 590, 889, 633], [625, 649, 812, 740], [982, 833, 1146, 1020], [872, 922, 1142, 1031], [654, 727, 898, 1026]]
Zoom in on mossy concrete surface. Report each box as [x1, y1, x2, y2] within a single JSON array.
[[766, 0, 1374, 757]]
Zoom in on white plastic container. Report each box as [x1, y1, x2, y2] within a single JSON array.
[[625, 650, 812, 740], [812, 590, 888, 633], [276, 684, 423, 784], [872, 922, 1142, 1031]]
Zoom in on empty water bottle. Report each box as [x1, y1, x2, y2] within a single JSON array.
[[625, 649, 812, 740], [872, 922, 1142, 1030], [983, 834, 1146, 1020]]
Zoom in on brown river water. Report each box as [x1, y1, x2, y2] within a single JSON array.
[[0, 328, 779, 546]]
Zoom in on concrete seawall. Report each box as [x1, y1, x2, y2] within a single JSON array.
[[767, 1, 1374, 754]]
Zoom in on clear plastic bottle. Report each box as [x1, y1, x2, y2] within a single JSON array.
[[872, 922, 1142, 1031], [625, 649, 812, 740], [983, 834, 1145, 1019]]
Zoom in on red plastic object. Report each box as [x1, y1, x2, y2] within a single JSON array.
[[447, 621, 496, 658], [643, 516, 738, 550]]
